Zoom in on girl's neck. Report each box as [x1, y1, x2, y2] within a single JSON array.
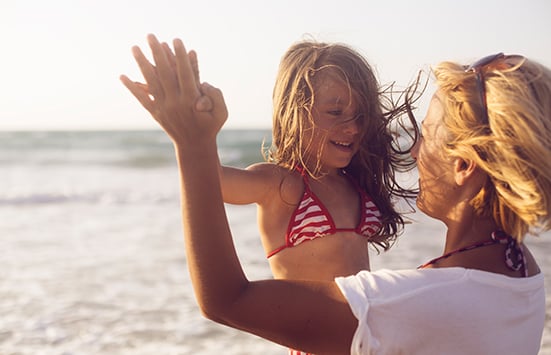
[[300, 163, 343, 179]]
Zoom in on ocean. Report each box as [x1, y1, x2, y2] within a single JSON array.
[[1, 129, 549, 354]]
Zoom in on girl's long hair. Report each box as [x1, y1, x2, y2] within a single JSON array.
[[267, 40, 423, 250]]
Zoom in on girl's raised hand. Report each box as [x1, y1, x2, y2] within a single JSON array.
[[120, 34, 227, 147]]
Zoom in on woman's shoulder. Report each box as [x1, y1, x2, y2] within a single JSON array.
[[336, 267, 544, 301]]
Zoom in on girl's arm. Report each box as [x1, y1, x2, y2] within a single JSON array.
[[188, 45, 275, 206], [220, 164, 278, 205], [121, 34, 357, 354]]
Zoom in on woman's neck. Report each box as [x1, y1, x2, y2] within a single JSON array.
[[442, 207, 499, 254]]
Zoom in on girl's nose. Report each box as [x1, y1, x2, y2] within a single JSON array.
[[342, 117, 360, 135]]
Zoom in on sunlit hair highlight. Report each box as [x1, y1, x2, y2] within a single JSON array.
[[433, 57, 551, 241]]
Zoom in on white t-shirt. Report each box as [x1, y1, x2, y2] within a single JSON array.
[[336, 268, 545, 355]]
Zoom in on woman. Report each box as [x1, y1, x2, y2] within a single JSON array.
[[121, 35, 549, 354]]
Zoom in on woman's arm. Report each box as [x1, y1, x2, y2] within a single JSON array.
[[177, 138, 356, 353], [121, 34, 357, 354]]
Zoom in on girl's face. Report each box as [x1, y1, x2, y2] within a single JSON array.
[[303, 72, 361, 173], [411, 93, 457, 221]]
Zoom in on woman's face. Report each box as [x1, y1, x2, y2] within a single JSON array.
[[302, 71, 361, 173], [411, 93, 457, 221]]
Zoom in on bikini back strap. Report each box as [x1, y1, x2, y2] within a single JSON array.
[[491, 230, 528, 277]]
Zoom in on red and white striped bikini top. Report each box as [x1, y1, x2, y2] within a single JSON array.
[[267, 167, 382, 258]]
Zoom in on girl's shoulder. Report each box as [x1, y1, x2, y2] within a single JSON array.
[[247, 162, 304, 205], [247, 162, 300, 181]]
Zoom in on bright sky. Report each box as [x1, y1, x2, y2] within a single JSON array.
[[1, 0, 550, 131]]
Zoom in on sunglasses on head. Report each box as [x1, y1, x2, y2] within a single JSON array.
[[464, 53, 525, 124]]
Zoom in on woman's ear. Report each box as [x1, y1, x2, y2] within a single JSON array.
[[453, 158, 478, 186]]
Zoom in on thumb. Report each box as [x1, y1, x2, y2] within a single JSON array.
[[201, 82, 228, 120], [195, 95, 213, 112]]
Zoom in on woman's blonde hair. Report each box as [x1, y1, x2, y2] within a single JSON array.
[[433, 56, 551, 241], [266, 40, 419, 250]]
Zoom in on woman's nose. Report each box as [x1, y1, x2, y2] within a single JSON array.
[[411, 140, 419, 160]]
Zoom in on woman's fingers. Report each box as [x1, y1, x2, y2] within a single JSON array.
[[173, 38, 201, 102], [162, 42, 177, 73], [189, 50, 201, 89], [147, 34, 179, 98], [126, 35, 200, 107], [119, 75, 155, 113], [121, 35, 229, 144], [131, 45, 163, 99]]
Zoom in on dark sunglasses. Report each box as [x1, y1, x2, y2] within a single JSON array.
[[464, 53, 506, 124], [465, 53, 524, 123]]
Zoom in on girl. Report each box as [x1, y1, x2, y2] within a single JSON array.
[[218, 40, 418, 282]]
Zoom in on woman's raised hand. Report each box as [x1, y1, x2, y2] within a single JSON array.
[[120, 34, 227, 147]]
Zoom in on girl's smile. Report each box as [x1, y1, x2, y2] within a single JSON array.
[[304, 71, 361, 172]]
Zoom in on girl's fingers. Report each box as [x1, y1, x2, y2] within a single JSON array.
[[201, 82, 228, 123], [195, 95, 213, 112]]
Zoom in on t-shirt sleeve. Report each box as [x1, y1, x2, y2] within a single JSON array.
[[335, 270, 380, 354]]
